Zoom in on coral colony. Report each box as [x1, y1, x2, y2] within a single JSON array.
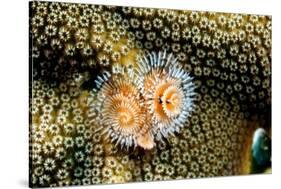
[[29, 1, 271, 188]]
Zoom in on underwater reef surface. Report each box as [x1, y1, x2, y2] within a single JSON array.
[[29, 1, 271, 187]]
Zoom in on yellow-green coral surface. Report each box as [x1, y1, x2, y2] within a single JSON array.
[[29, 1, 271, 187]]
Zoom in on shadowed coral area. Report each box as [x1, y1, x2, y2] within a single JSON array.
[[29, 1, 271, 187]]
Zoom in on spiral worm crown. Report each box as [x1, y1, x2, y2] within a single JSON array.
[[89, 72, 153, 149], [134, 51, 196, 141]]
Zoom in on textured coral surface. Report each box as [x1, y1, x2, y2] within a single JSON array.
[[29, 1, 271, 187]]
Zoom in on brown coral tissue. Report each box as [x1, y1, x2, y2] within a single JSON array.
[[29, 1, 272, 188]]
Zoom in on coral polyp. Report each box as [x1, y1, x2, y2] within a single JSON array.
[[135, 51, 196, 140], [89, 73, 153, 149]]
